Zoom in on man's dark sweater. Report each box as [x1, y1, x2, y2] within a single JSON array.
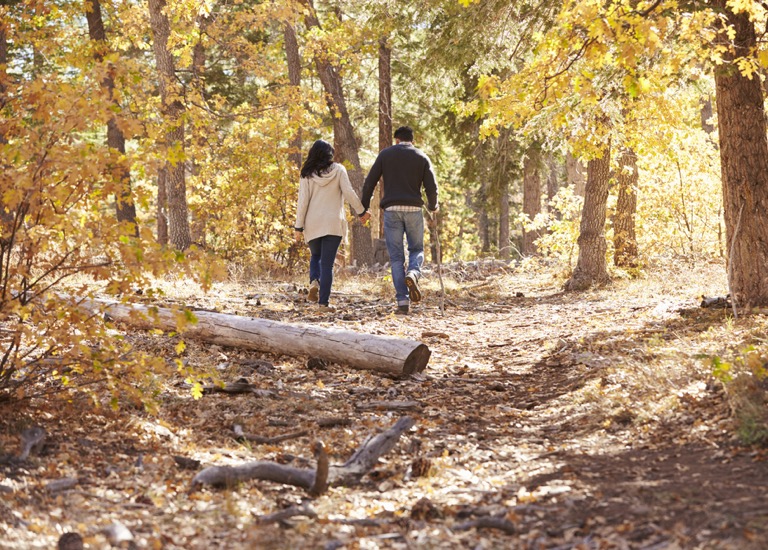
[[361, 143, 438, 211]]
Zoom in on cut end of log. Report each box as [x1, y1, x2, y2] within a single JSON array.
[[403, 344, 431, 376]]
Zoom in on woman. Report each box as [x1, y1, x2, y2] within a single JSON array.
[[294, 140, 370, 310]]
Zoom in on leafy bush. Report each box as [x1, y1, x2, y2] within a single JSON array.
[[711, 349, 768, 446]]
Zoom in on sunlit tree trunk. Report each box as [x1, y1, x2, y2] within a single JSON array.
[[302, 0, 373, 266], [156, 167, 168, 245], [566, 151, 586, 196], [613, 148, 638, 267], [714, 3, 768, 308], [376, 36, 392, 241], [522, 144, 542, 256], [477, 181, 490, 254], [546, 155, 561, 207], [700, 96, 715, 135], [84, 0, 138, 234], [565, 142, 611, 290], [149, 0, 191, 250], [0, 16, 11, 234], [494, 130, 510, 260], [0, 17, 7, 146], [284, 21, 302, 169]]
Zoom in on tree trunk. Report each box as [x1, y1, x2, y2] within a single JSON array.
[[156, 167, 168, 246], [700, 96, 715, 135], [521, 144, 542, 256], [0, 17, 11, 234], [84, 0, 138, 234], [566, 151, 587, 196], [613, 148, 639, 267], [565, 143, 612, 290], [714, 5, 768, 308], [88, 299, 431, 377], [375, 37, 393, 240], [284, 22, 303, 169], [477, 182, 490, 254], [0, 17, 7, 145], [495, 131, 512, 260], [302, 1, 373, 266], [149, 0, 191, 251], [498, 179, 510, 260]]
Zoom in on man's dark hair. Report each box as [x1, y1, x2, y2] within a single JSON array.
[[394, 126, 414, 142]]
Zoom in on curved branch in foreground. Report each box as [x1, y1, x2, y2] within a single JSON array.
[[191, 417, 415, 492]]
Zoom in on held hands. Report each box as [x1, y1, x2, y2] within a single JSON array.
[[294, 230, 303, 242], [359, 211, 371, 225]]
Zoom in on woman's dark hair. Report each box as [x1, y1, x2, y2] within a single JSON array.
[[300, 140, 335, 178]]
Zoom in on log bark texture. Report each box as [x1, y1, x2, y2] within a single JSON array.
[[88, 299, 430, 377]]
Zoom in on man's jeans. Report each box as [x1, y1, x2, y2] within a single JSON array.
[[307, 235, 342, 306], [383, 210, 424, 305]]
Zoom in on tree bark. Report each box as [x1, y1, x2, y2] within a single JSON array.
[[374, 37, 393, 240], [495, 131, 512, 260], [87, 299, 431, 377], [284, 22, 303, 169], [714, 3, 768, 308], [566, 151, 587, 196], [700, 96, 715, 135], [302, 1, 373, 265], [613, 148, 639, 267], [0, 17, 14, 236], [156, 168, 168, 246], [84, 0, 138, 233], [148, 0, 192, 250], [0, 17, 7, 145], [521, 144, 542, 256], [565, 142, 612, 290]]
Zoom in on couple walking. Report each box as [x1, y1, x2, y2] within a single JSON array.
[[294, 126, 439, 315]]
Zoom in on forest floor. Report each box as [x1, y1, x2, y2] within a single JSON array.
[[2, 258, 768, 549]]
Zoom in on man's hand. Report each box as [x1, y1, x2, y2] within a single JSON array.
[[359, 211, 371, 225], [427, 210, 438, 228]]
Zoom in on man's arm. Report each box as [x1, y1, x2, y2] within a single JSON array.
[[422, 159, 438, 211], [361, 155, 383, 210]]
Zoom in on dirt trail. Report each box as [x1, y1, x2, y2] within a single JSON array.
[[2, 264, 767, 548]]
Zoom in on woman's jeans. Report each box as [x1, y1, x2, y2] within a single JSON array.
[[383, 210, 424, 305], [307, 234, 342, 306]]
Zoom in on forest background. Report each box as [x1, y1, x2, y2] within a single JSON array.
[[2, 0, 768, 546]]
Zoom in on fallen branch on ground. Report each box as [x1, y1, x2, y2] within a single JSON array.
[[192, 416, 415, 492]]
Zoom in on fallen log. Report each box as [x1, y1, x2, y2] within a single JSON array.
[[81, 298, 430, 377], [192, 416, 414, 491]]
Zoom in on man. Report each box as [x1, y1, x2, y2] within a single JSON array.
[[362, 126, 438, 315]]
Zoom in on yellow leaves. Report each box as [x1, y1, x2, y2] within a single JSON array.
[[476, 75, 499, 99], [187, 379, 204, 400], [727, 0, 763, 20], [737, 56, 759, 79]]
